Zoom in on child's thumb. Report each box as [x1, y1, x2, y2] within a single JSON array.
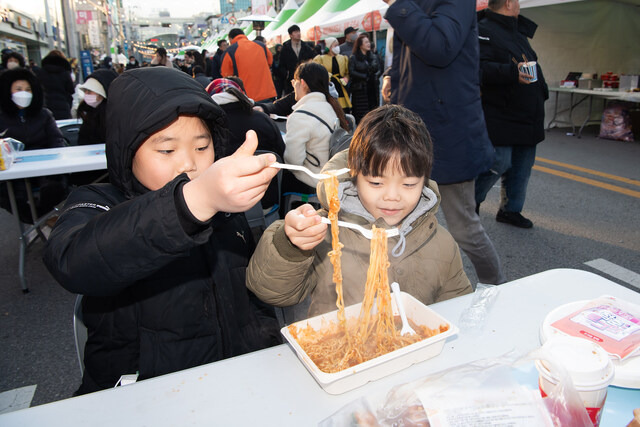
[[233, 130, 259, 158]]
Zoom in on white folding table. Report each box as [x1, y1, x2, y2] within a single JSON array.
[[0, 144, 106, 292]]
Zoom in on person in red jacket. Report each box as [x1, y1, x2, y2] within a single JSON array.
[[221, 28, 276, 102]]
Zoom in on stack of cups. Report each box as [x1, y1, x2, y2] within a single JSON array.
[[519, 61, 538, 82], [535, 336, 615, 427]]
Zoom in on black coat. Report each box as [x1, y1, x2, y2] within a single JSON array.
[[211, 49, 225, 79], [43, 67, 280, 394], [34, 55, 74, 120], [478, 9, 549, 147], [77, 69, 118, 145], [278, 40, 315, 93], [348, 50, 383, 91]]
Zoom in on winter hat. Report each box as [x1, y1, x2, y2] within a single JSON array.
[[206, 78, 243, 96], [79, 78, 107, 98], [324, 37, 338, 50]]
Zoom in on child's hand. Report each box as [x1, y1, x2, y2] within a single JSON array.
[[284, 204, 327, 251], [183, 130, 278, 221]]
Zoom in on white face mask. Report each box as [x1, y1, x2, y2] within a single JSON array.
[[12, 91, 32, 108], [331, 46, 340, 55], [84, 93, 102, 108], [7, 61, 19, 70], [129, 60, 135, 64]]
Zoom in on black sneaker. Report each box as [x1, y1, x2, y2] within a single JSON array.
[[496, 209, 533, 228]]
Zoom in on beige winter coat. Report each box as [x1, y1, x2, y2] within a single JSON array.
[[247, 151, 472, 319], [283, 92, 337, 187]]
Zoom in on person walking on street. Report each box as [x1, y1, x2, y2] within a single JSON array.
[[34, 50, 74, 120], [211, 40, 228, 79], [221, 29, 276, 102], [474, 0, 549, 229], [279, 25, 315, 96], [384, 0, 506, 285], [349, 34, 383, 124], [313, 37, 351, 113], [339, 27, 358, 56]]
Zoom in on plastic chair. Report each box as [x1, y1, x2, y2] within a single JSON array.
[[73, 294, 87, 377], [56, 118, 83, 146], [244, 150, 283, 231]]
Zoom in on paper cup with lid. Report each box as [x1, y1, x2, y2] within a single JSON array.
[[535, 336, 615, 426]]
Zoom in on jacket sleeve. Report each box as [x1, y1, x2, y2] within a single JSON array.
[[349, 55, 368, 80], [220, 51, 233, 78], [436, 239, 472, 303], [246, 220, 316, 306], [479, 37, 518, 87], [43, 177, 213, 297], [385, 0, 476, 68]]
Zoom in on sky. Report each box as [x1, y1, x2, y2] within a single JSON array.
[[9, 0, 220, 20]]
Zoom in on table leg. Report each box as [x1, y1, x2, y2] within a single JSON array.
[[24, 179, 48, 241], [578, 94, 594, 138], [6, 180, 29, 293]]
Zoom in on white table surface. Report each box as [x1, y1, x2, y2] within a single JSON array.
[[1, 268, 638, 426], [550, 87, 640, 103], [0, 144, 106, 180]]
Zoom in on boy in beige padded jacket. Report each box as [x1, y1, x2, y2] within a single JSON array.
[[247, 105, 471, 321]]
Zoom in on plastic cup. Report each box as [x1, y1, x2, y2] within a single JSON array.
[[519, 61, 538, 82], [535, 336, 615, 427]]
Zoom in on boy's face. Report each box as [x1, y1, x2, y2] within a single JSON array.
[[132, 116, 214, 191], [356, 161, 425, 226]]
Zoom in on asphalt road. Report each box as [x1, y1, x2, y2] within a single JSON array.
[[0, 125, 638, 410]]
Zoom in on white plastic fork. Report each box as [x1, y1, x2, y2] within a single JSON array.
[[320, 217, 399, 239], [270, 162, 350, 181], [391, 282, 416, 336]]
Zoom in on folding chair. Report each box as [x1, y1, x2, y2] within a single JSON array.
[[56, 119, 83, 146]]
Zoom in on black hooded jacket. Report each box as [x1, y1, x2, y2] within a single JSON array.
[[0, 68, 64, 149], [43, 67, 280, 394], [477, 9, 549, 147], [34, 54, 74, 119], [77, 69, 119, 145]]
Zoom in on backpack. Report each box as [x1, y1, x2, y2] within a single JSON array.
[[293, 110, 352, 157]]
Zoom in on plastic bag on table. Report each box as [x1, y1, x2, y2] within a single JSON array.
[[457, 283, 500, 335], [0, 137, 24, 171], [599, 102, 634, 142], [320, 352, 591, 427]]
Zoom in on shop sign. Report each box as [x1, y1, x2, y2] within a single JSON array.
[[76, 11, 93, 25], [9, 11, 34, 34]]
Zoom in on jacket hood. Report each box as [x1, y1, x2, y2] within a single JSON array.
[[317, 150, 441, 257], [0, 68, 44, 117], [42, 55, 72, 73], [106, 67, 227, 198]]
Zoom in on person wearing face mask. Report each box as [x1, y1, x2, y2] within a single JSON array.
[[313, 37, 352, 115], [125, 56, 139, 71], [1, 51, 26, 72], [0, 68, 67, 223], [339, 27, 359, 56], [77, 69, 119, 146]]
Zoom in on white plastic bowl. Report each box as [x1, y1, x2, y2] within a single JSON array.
[[281, 291, 458, 394]]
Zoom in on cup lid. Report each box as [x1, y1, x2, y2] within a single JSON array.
[[540, 336, 614, 386]]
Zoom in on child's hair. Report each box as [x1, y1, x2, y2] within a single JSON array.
[[294, 61, 349, 131], [348, 104, 433, 180]]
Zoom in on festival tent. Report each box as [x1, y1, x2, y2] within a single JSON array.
[[261, 0, 299, 40], [298, 0, 360, 42], [319, 0, 390, 39], [266, 0, 326, 42]]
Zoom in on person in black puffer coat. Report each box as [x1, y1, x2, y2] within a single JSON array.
[[0, 68, 67, 222], [349, 34, 383, 124], [77, 69, 119, 145], [43, 67, 282, 396], [34, 50, 74, 120], [474, 0, 549, 229]]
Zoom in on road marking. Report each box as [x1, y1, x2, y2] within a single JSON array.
[[0, 385, 36, 414], [533, 165, 640, 198], [585, 259, 640, 291], [536, 157, 640, 187]]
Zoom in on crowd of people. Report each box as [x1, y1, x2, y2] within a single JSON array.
[[1, 0, 556, 399]]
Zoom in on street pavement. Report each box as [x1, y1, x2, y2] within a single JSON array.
[[0, 126, 638, 410]]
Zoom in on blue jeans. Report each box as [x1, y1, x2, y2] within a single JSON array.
[[475, 145, 537, 213]]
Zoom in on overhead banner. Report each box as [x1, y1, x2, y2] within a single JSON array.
[[252, 0, 270, 16]]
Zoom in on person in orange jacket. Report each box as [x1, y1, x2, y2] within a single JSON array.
[[221, 28, 276, 102]]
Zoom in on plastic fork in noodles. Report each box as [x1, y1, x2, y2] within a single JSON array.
[[270, 162, 350, 181], [320, 217, 399, 239]]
